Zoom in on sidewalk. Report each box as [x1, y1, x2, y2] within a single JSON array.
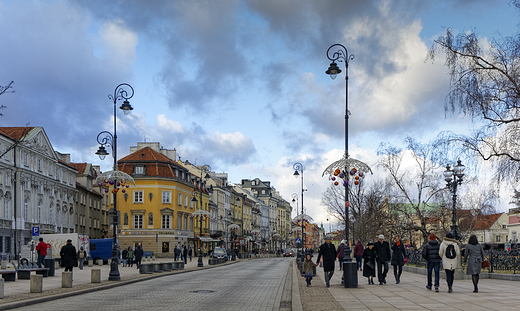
[[307, 264, 520, 310], [0, 256, 227, 308]]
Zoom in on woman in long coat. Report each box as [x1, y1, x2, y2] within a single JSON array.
[[391, 236, 406, 284], [464, 234, 484, 293], [363, 242, 376, 284]]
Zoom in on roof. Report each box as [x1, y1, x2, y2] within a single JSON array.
[[0, 127, 35, 141], [69, 163, 88, 175], [473, 213, 503, 230]]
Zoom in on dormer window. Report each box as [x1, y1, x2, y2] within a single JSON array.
[[135, 166, 144, 175]]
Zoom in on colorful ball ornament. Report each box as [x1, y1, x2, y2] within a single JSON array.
[[355, 181, 359, 185], [105, 189, 109, 193], [331, 177, 336, 181], [98, 182, 102, 186], [359, 172, 364, 177], [339, 173, 344, 178], [355, 176, 359, 180], [109, 180, 114, 185], [334, 181, 338, 186], [122, 189, 125, 193], [350, 170, 355, 175], [117, 182, 120, 186], [343, 180, 348, 187]]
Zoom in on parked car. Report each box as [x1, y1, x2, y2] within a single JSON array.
[[283, 249, 294, 257], [212, 247, 227, 259]]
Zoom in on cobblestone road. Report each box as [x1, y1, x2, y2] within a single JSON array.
[[10, 258, 291, 311]]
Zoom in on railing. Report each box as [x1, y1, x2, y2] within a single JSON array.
[[405, 244, 520, 274]]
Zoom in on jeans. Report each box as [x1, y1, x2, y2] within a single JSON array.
[[377, 261, 389, 283], [78, 258, 85, 269], [37, 254, 46, 268], [324, 270, 334, 286], [355, 255, 363, 270], [445, 269, 454, 287], [427, 262, 440, 287], [338, 257, 344, 270], [393, 264, 402, 281], [122, 259, 127, 267]]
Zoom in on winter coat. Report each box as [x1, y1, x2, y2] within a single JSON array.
[[464, 243, 484, 275], [122, 249, 128, 260], [391, 241, 406, 266], [36, 241, 48, 256], [374, 240, 391, 262], [126, 250, 135, 259], [60, 243, 77, 268], [316, 242, 336, 272], [353, 241, 364, 257], [134, 246, 144, 260], [362, 247, 376, 278], [302, 258, 315, 276], [438, 237, 460, 270], [422, 240, 441, 263], [183, 247, 188, 257], [337, 243, 346, 258]]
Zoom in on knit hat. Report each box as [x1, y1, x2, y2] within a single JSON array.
[[367, 242, 374, 246], [340, 240, 346, 244], [378, 234, 384, 240], [429, 234, 436, 240], [324, 236, 332, 240], [445, 232, 454, 239]]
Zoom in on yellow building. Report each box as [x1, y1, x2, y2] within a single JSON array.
[[113, 143, 210, 257]]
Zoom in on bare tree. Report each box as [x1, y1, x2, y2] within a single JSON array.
[[429, 25, 520, 182], [321, 178, 390, 244], [0, 81, 14, 116], [377, 137, 446, 246]]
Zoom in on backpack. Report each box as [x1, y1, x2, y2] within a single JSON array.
[[445, 244, 456, 259], [79, 251, 85, 259]]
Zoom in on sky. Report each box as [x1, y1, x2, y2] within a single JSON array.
[[1, 0, 518, 230]]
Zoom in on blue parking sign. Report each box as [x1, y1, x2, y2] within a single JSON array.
[[32, 227, 39, 236]]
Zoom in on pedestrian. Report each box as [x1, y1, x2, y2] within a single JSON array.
[[354, 239, 364, 271], [464, 234, 484, 293], [337, 240, 346, 271], [183, 245, 188, 264], [122, 247, 128, 267], [60, 239, 77, 272], [127, 246, 135, 267], [316, 236, 336, 288], [374, 234, 391, 285], [77, 246, 87, 270], [391, 236, 406, 284], [439, 232, 460, 293], [35, 237, 47, 268], [134, 245, 143, 269], [363, 242, 376, 285], [174, 245, 179, 261], [302, 252, 317, 287], [188, 246, 193, 262], [422, 233, 441, 292]]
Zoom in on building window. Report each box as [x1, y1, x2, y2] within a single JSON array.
[[148, 213, 154, 226], [133, 191, 143, 203], [4, 201, 9, 219], [4, 174, 8, 186], [162, 215, 170, 229], [124, 213, 129, 226], [178, 193, 182, 205], [24, 181, 29, 191], [184, 195, 188, 207], [24, 199, 29, 220], [23, 153, 28, 166], [496, 236, 501, 242], [37, 159, 41, 171], [49, 205, 53, 224], [38, 203, 41, 222], [134, 215, 143, 229], [38, 184, 42, 194], [135, 166, 144, 175], [5, 236, 10, 253], [162, 191, 171, 204]]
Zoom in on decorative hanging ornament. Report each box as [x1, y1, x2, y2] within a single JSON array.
[[334, 181, 338, 186], [359, 172, 364, 177], [122, 189, 125, 193], [355, 181, 359, 185], [331, 177, 336, 181], [344, 180, 348, 187], [109, 180, 114, 185], [339, 172, 345, 178], [350, 170, 355, 175], [117, 182, 121, 186], [105, 189, 109, 193]]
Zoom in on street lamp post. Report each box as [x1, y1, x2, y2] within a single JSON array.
[[293, 163, 305, 255], [95, 83, 134, 281], [443, 160, 465, 241], [191, 165, 211, 267], [291, 193, 301, 257]]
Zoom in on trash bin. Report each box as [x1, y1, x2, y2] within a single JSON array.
[[44, 258, 55, 277]]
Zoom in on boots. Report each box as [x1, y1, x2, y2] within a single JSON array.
[[448, 286, 452, 293], [473, 286, 478, 293]]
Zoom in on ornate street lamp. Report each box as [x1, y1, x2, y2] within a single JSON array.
[[293, 163, 305, 255], [322, 44, 372, 288], [291, 193, 301, 257], [443, 160, 465, 241], [95, 83, 135, 281], [191, 165, 211, 267]]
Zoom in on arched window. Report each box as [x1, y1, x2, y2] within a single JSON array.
[[38, 203, 41, 223], [24, 199, 29, 220], [148, 213, 154, 226]]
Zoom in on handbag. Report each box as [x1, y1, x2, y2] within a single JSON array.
[[367, 261, 375, 269], [482, 260, 489, 268]]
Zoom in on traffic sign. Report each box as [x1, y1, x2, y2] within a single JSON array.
[[295, 238, 301, 244], [32, 226, 39, 236]]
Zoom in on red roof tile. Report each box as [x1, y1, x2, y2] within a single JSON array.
[[69, 163, 87, 175], [473, 213, 503, 230], [0, 127, 35, 140]]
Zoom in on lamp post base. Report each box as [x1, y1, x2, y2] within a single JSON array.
[[108, 258, 121, 281], [342, 262, 358, 288], [198, 255, 204, 267]]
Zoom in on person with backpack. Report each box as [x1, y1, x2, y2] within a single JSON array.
[[439, 232, 461, 293], [77, 246, 87, 270], [336, 240, 346, 271], [422, 234, 442, 292]]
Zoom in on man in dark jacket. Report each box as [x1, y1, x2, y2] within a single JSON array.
[[134, 245, 144, 268], [60, 239, 77, 272], [354, 239, 364, 271], [316, 236, 336, 287], [374, 234, 391, 285], [422, 233, 441, 292]]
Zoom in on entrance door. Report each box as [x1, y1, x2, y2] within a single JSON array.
[[162, 241, 169, 253]]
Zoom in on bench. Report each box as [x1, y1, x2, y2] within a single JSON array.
[[0, 270, 17, 282], [11, 261, 49, 280]]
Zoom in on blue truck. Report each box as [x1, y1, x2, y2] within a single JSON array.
[[89, 239, 115, 263]]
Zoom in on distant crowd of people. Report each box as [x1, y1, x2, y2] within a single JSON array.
[[306, 232, 485, 293]]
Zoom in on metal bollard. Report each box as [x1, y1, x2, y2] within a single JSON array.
[[0, 278, 4, 299]]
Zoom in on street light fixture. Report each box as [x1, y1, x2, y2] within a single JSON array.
[[191, 165, 211, 267], [293, 162, 305, 256], [443, 160, 465, 241], [95, 83, 134, 281]]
